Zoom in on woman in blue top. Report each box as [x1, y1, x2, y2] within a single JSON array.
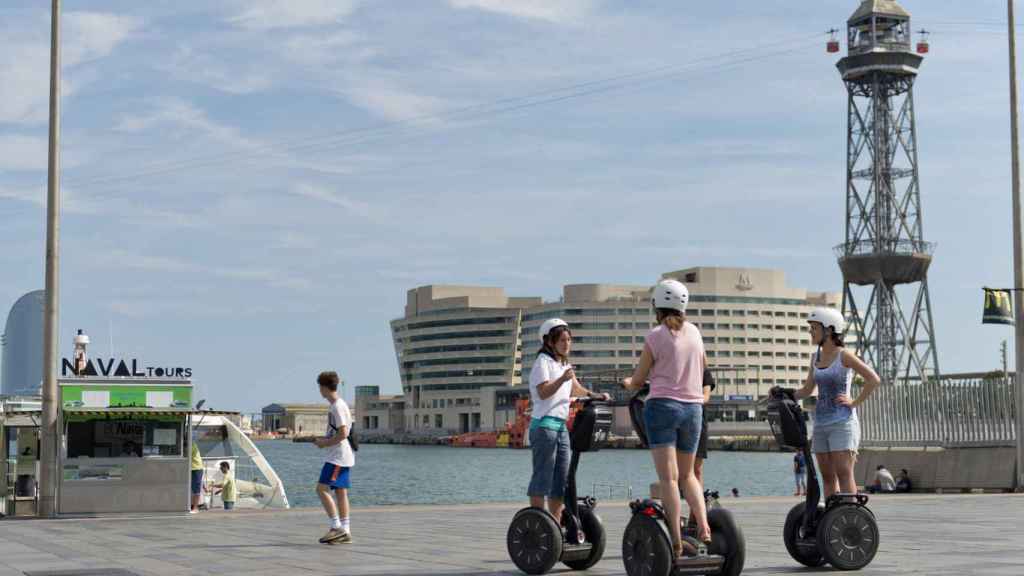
[[791, 307, 880, 498], [528, 318, 609, 522]]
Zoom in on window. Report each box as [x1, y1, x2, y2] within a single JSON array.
[[701, 310, 715, 316], [618, 336, 633, 343], [718, 309, 731, 317], [734, 338, 746, 344], [703, 337, 715, 344], [707, 351, 717, 357], [67, 419, 183, 458], [787, 312, 798, 318], [434, 414, 444, 428], [618, 350, 635, 357], [685, 272, 697, 282], [774, 311, 786, 317]]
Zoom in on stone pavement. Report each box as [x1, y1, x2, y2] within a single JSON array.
[[0, 494, 1021, 575]]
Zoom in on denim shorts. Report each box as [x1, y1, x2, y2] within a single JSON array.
[[191, 470, 204, 495], [812, 417, 860, 454], [643, 398, 703, 453], [528, 426, 570, 498]]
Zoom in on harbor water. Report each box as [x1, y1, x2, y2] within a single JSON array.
[[256, 440, 796, 508]]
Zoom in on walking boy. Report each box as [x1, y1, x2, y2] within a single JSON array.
[[314, 371, 355, 544]]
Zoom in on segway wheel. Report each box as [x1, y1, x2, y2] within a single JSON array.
[[707, 507, 746, 576], [783, 502, 826, 567], [622, 513, 673, 576], [816, 505, 879, 570], [562, 506, 606, 570], [507, 508, 563, 575]]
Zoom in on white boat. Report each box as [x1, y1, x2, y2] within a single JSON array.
[[190, 414, 289, 509]]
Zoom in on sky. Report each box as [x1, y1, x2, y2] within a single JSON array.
[[0, 1, 1017, 411]]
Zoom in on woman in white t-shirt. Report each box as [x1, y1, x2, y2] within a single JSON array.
[[527, 318, 609, 521]]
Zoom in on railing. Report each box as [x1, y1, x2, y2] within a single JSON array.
[[857, 373, 1017, 448], [591, 482, 633, 500], [834, 239, 936, 259]]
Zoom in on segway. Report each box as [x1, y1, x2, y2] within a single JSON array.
[[507, 398, 613, 575], [766, 387, 879, 570], [622, 386, 746, 576]]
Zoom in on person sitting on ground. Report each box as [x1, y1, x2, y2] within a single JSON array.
[[868, 464, 895, 493], [212, 461, 237, 510], [895, 468, 912, 493]]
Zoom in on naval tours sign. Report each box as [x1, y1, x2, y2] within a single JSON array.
[[61, 357, 193, 379]]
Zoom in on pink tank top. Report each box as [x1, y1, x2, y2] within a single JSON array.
[[645, 323, 705, 403]]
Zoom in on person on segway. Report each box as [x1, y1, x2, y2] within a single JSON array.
[[527, 318, 609, 523], [778, 307, 880, 499], [622, 279, 711, 559]]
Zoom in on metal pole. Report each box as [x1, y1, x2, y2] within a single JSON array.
[[1009, 0, 1024, 492], [39, 0, 61, 518]]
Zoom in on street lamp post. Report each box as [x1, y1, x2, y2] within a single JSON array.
[[39, 0, 62, 517], [1008, 0, 1024, 492]]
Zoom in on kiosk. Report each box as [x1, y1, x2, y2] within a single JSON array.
[[58, 378, 194, 514], [0, 376, 288, 515]]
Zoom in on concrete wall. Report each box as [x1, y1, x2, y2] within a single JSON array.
[[855, 446, 1017, 491], [60, 457, 188, 514]]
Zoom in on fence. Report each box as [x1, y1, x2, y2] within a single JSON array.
[[857, 372, 1017, 448]]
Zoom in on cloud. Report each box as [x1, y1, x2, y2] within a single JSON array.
[[0, 134, 48, 171], [163, 44, 274, 95], [287, 182, 371, 217], [63, 12, 143, 66], [338, 74, 450, 122], [0, 11, 142, 124], [115, 98, 258, 149], [448, 0, 596, 24], [227, 0, 359, 30]]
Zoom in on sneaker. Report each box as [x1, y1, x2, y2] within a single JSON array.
[[189, 509, 198, 515], [334, 531, 353, 544], [319, 528, 346, 544]]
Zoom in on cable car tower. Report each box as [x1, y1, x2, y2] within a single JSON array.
[[833, 0, 940, 386]]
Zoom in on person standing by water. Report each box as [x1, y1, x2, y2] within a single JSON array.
[[527, 318, 609, 523], [623, 279, 710, 559], [314, 371, 355, 544], [784, 307, 880, 499], [793, 451, 807, 496]]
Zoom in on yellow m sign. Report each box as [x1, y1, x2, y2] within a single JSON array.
[[983, 288, 1014, 325]]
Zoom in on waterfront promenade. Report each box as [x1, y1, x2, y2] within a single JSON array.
[[1, 494, 1021, 575]]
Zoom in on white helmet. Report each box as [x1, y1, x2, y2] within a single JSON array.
[[807, 307, 846, 334], [651, 279, 689, 313], [538, 318, 569, 343]]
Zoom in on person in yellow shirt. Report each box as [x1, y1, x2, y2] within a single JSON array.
[[213, 461, 237, 510], [190, 442, 204, 514]]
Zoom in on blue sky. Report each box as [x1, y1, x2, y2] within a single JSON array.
[[0, 1, 1017, 411]]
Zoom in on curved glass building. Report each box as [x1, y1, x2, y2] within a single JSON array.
[[1, 290, 45, 397]]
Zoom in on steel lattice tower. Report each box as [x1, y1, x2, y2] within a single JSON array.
[[835, 0, 940, 386]]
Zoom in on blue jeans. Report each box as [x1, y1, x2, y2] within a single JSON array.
[[643, 398, 703, 453], [223, 501, 235, 510], [528, 426, 570, 498]]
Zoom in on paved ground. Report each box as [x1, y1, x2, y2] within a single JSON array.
[[0, 494, 1021, 575]]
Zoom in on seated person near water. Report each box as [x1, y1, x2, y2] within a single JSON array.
[[894, 468, 912, 493], [868, 464, 895, 493]]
